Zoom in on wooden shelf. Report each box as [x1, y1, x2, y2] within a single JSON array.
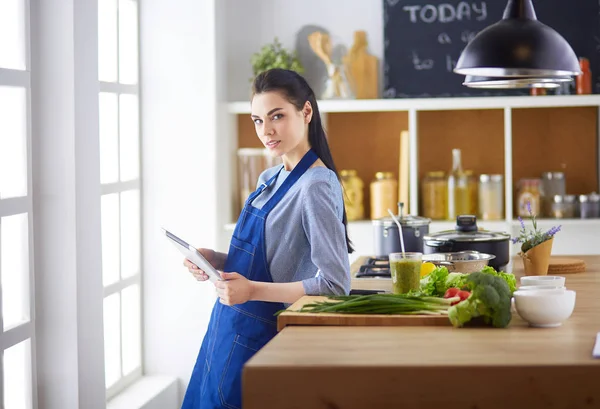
[[327, 111, 409, 219], [512, 106, 599, 196], [228, 95, 600, 114]]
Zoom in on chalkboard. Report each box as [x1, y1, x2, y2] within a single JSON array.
[[383, 0, 600, 98]]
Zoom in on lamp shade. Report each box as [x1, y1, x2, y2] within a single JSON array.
[[463, 75, 573, 89], [454, 0, 581, 77]]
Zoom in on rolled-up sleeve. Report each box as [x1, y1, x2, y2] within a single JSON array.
[[300, 180, 351, 296]]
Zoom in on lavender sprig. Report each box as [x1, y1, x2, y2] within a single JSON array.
[[512, 201, 561, 252]]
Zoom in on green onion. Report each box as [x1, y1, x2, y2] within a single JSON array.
[[275, 294, 460, 316]]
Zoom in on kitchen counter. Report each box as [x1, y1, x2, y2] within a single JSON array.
[[243, 255, 600, 409]]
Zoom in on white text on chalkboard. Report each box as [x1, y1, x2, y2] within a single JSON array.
[[403, 2, 488, 23]]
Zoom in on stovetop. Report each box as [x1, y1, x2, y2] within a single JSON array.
[[355, 256, 391, 278]]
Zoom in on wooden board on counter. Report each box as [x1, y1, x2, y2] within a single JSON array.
[[277, 295, 450, 331]]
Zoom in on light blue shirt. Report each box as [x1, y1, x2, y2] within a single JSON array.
[[251, 165, 351, 297]]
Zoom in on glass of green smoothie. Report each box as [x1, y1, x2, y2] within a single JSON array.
[[389, 252, 422, 294]]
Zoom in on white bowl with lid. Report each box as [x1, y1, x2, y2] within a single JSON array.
[[513, 289, 576, 328], [520, 275, 565, 288]]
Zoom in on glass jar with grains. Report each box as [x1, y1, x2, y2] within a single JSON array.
[[370, 172, 398, 220], [421, 171, 447, 220], [340, 169, 364, 221]]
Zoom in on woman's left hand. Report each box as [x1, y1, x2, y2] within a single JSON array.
[[214, 272, 254, 306]]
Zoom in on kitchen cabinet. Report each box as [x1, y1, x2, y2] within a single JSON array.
[[242, 255, 600, 409], [225, 95, 600, 256]]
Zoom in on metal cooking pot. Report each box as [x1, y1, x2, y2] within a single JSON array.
[[422, 215, 510, 271], [372, 214, 431, 257]]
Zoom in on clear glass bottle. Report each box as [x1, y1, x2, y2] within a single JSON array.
[[447, 149, 470, 219]]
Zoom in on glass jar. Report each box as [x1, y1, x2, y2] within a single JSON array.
[[541, 172, 565, 217], [478, 174, 504, 220], [516, 178, 542, 217], [465, 170, 478, 216], [421, 171, 447, 220], [237, 148, 281, 214], [551, 195, 577, 218], [370, 172, 398, 220], [340, 169, 364, 221], [579, 193, 600, 219]]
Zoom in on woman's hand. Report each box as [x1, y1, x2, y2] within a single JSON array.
[[183, 248, 217, 281], [214, 272, 254, 306]]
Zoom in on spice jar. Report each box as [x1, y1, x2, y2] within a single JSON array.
[[551, 195, 577, 218], [478, 174, 504, 220], [579, 193, 600, 219], [370, 172, 398, 220], [421, 171, 447, 220], [516, 178, 542, 217], [340, 169, 364, 221]]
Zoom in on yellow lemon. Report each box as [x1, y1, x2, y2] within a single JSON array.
[[420, 262, 436, 277]]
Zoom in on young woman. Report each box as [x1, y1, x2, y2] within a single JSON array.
[[181, 68, 353, 409]]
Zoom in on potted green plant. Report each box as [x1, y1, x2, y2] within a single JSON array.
[[250, 37, 304, 79], [513, 202, 561, 275]]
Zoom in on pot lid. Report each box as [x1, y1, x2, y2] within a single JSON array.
[[424, 229, 511, 243], [423, 215, 510, 242], [372, 214, 431, 227]]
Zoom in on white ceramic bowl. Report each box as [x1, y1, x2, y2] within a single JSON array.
[[520, 275, 565, 288], [518, 285, 566, 292], [513, 289, 576, 328]]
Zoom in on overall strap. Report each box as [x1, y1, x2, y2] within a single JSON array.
[[261, 149, 319, 214], [246, 166, 284, 205]]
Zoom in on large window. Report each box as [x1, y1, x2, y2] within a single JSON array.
[[98, 0, 142, 399], [0, 1, 35, 408]]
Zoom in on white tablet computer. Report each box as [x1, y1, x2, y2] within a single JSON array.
[[162, 228, 222, 283]]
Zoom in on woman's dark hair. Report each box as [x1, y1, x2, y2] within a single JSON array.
[[251, 68, 354, 254]]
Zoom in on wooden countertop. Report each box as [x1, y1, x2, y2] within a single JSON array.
[[243, 255, 600, 409]]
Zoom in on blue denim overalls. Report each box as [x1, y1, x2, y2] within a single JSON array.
[[181, 149, 319, 409]]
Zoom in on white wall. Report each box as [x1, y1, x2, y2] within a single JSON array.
[[225, 0, 384, 101], [140, 0, 230, 404]]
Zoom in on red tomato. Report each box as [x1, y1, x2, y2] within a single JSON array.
[[444, 287, 460, 298], [457, 290, 471, 301]]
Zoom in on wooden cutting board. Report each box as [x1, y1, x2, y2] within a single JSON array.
[[547, 257, 586, 274], [277, 296, 450, 331], [343, 31, 378, 99]]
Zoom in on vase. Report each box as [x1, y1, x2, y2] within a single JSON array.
[[519, 237, 554, 276]]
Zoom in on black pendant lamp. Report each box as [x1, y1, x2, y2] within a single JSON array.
[[454, 0, 581, 78], [463, 75, 573, 89]]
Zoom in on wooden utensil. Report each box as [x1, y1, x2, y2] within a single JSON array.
[[547, 257, 586, 274], [343, 30, 378, 99], [277, 296, 450, 331], [308, 31, 332, 67], [398, 130, 410, 213]]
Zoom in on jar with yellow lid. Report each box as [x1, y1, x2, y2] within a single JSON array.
[[370, 171, 398, 220], [421, 171, 447, 220], [340, 169, 364, 221]]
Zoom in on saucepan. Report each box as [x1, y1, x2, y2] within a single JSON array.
[[422, 250, 496, 273]]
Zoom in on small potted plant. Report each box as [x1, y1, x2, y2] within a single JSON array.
[[513, 202, 561, 275], [250, 37, 304, 80]]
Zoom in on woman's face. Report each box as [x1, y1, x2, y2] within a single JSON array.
[[250, 91, 311, 158]]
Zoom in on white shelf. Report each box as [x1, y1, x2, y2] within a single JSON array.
[[228, 95, 600, 114]]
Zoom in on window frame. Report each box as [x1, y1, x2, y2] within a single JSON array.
[[98, 0, 143, 400], [0, 0, 37, 407]]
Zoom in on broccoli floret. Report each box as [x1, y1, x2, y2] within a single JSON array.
[[447, 271, 512, 328], [419, 266, 449, 296]]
